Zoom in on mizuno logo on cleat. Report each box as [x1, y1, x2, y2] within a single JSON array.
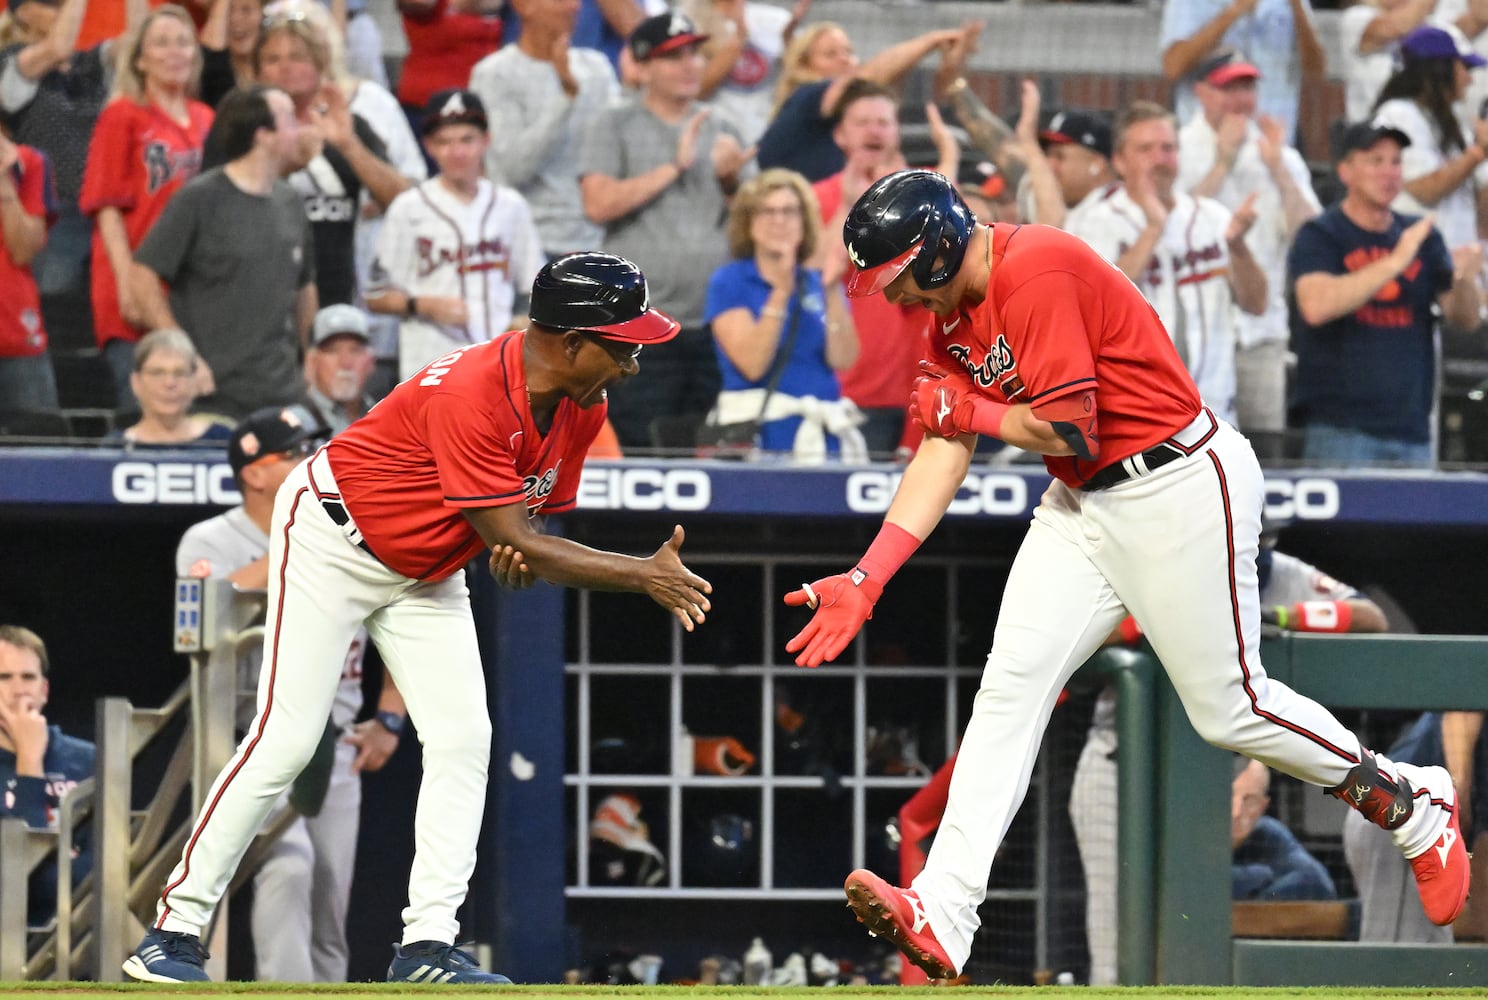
[[1437, 826, 1457, 867], [905, 892, 930, 934]]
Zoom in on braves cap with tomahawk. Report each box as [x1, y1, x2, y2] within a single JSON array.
[[629, 12, 709, 62], [421, 88, 488, 136]]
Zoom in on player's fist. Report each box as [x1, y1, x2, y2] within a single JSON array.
[[783, 571, 881, 667], [909, 361, 1004, 438]]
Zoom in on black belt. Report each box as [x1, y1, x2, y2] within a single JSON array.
[[1082, 442, 1184, 492], [321, 499, 379, 560]]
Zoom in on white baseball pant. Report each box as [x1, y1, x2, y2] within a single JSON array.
[[156, 450, 492, 947]]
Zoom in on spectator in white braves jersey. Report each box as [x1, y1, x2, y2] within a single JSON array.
[[177, 404, 406, 982], [467, 0, 620, 260], [366, 88, 544, 379], [1177, 47, 1321, 460], [1068, 100, 1266, 427]]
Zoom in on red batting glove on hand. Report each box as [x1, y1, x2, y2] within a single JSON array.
[[909, 361, 1007, 438], [783, 571, 883, 667]]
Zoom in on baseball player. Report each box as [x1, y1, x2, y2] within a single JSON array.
[[124, 252, 712, 985], [177, 404, 404, 982], [1070, 537, 1387, 984], [366, 88, 543, 381], [784, 169, 1468, 981]]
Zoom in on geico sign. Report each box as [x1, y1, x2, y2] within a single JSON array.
[[1262, 477, 1340, 521], [848, 471, 1029, 516], [112, 462, 242, 505], [577, 467, 711, 511]]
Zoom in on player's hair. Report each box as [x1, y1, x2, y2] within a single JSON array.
[[112, 4, 204, 102], [1113, 100, 1176, 154], [214, 85, 278, 161], [726, 168, 821, 263], [133, 328, 200, 374], [1373, 58, 1466, 154], [829, 78, 897, 123], [773, 22, 845, 115], [0, 625, 49, 676]]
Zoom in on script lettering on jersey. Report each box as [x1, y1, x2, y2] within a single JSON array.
[[523, 461, 562, 512], [948, 335, 1015, 388], [1121, 239, 1225, 290], [144, 141, 202, 195], [419, 346, 474, 387], [1344, 246, 1423, 328], [415, 236, 512, 280]]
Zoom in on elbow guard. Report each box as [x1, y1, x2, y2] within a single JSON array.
[[1033, 390, 1099, 462]]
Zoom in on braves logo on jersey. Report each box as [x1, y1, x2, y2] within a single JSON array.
[[415, 235, 512, 280], [948, 335, 1026, 399], [523, 462, 563, 512], [143, 140, 202, 195]]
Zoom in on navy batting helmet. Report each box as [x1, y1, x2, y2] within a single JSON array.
[[843, 169, 976, 298], [529, 252, 681, 344]]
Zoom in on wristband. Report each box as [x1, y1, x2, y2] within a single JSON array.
[[1118, 615, 1143, 645], [1290, 600, 1353, 633], [375, 710, 406, 735], [852, 522, 922, 602], [963, 396, 1012, 438]]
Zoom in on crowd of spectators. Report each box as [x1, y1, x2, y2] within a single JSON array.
[[1, 0, 1485, 468]]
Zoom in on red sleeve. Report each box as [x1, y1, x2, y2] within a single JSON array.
[[423, 391, 528, 508], [542, 405, 607, 513], [998, 264, 1099, 408], [812, 176, 841, 223], [79, 101, 142, 217], [17, 147, 56, 225]]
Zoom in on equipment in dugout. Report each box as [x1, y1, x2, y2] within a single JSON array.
[[588, 793, 665, 886]]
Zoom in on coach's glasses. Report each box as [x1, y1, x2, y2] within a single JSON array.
[[586, 335, 643, 366]]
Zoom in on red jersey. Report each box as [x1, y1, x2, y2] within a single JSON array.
[[79, 97, 213, 346], [0, 145, 56, 359], [814, 173, 927, 408], [398, 0, 504, 108], [924, 224, 1201, 489], [327, 331, 606, 582]]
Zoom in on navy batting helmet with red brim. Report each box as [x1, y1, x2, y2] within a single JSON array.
[[529, 252, 681, 344], [843, 170, 976, 298]]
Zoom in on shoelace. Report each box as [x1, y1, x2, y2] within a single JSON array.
[[158, 932, 210, 963], [409, 941, 480, 969]]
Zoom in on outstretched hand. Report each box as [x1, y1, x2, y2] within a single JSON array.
[[783, 572, 878, 667], [646, 525, 713, 631]]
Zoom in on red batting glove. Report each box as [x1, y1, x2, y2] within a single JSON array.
[[783, 571, 882, 667], [908, 361, 1008, 438]]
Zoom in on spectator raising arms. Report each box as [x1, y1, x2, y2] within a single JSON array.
[[196, 0, 262, 107], [681, 0, 804, 146], [79, 3, 212, 416]]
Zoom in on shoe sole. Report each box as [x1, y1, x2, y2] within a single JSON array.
[[844, 877, 957, 980], [122, 954, 208, 984]]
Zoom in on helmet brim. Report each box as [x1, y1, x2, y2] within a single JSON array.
[[584, 307, 682, 344], [845, 244, 921, 298]]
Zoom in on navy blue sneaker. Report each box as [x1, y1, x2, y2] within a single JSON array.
[[122, 928, 211, 983], [388, 940, 513, 984]]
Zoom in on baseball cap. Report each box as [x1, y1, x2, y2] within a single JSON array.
[[629, 12, 708, 62], [228, 404, 324, 476], [1338, 121, 1412, 156], [528, 252, 681, 344], [311, 303, 370, 348], [1038, 109, 1113, 159], [1400, 24, 1487, 68], [421, 88, 488, 136], [958, 160, 1008, 201], [1194, 46, 1261, 87]]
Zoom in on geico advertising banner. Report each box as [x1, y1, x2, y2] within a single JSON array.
[[1, 450, 1486, 526]]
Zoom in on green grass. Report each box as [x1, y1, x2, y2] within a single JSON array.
[[4, 987, 1488, 999]]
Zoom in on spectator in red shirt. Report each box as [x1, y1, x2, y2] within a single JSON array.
[[0, 124, 60, 415], [79, 3, 212, 417], [396, 0, 501, 141]]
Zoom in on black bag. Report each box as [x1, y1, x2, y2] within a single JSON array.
[[696, 280, 804, 460]]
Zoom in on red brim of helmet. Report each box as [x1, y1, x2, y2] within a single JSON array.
[[587, 307, 682, 344], [844, 244, 921, 298]]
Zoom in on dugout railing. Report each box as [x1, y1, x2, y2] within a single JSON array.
[[1106, 633, 1488, 987]]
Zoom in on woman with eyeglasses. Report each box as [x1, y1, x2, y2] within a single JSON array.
[[80, 4, 212, 418], [703, 167, 862, 460], [112, 327, 234, 447]]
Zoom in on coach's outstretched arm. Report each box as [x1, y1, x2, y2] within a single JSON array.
[[466, 503, 712, 631]]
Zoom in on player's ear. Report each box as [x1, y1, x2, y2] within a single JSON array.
[[563, 330, 587, 362]]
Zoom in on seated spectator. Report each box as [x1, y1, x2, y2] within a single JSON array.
[[682, 0, 801, 146], [0, 124, 61, 416], [396, 0, 502, 140], [1067, 100, 1266, 427], [578, 12, 751, 449], [0, 0, 127, 307], [112, 328, 233, 448], [0, 624, 95, 925], [704, 167, 860, 460], [1371, 24, 1488, 255], [254, 1, 410, 308], [196, 0, 262, 107], [366, 89, 542, 379], [79, 4, 213, 415], [468, 0, 620, 260], [1288, 122, 1481, 469], [131, 85, 314, 419], [304, 303, 375, 435], [1231, 758, 1337, 902], [755, 19, 978, 182]]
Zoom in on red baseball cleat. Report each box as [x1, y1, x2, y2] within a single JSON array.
[[1407, 783, 1470, 926], [844, 869, 958, 980]]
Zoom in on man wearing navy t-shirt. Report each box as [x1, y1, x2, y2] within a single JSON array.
[[1287, 122, 1481, 468]]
